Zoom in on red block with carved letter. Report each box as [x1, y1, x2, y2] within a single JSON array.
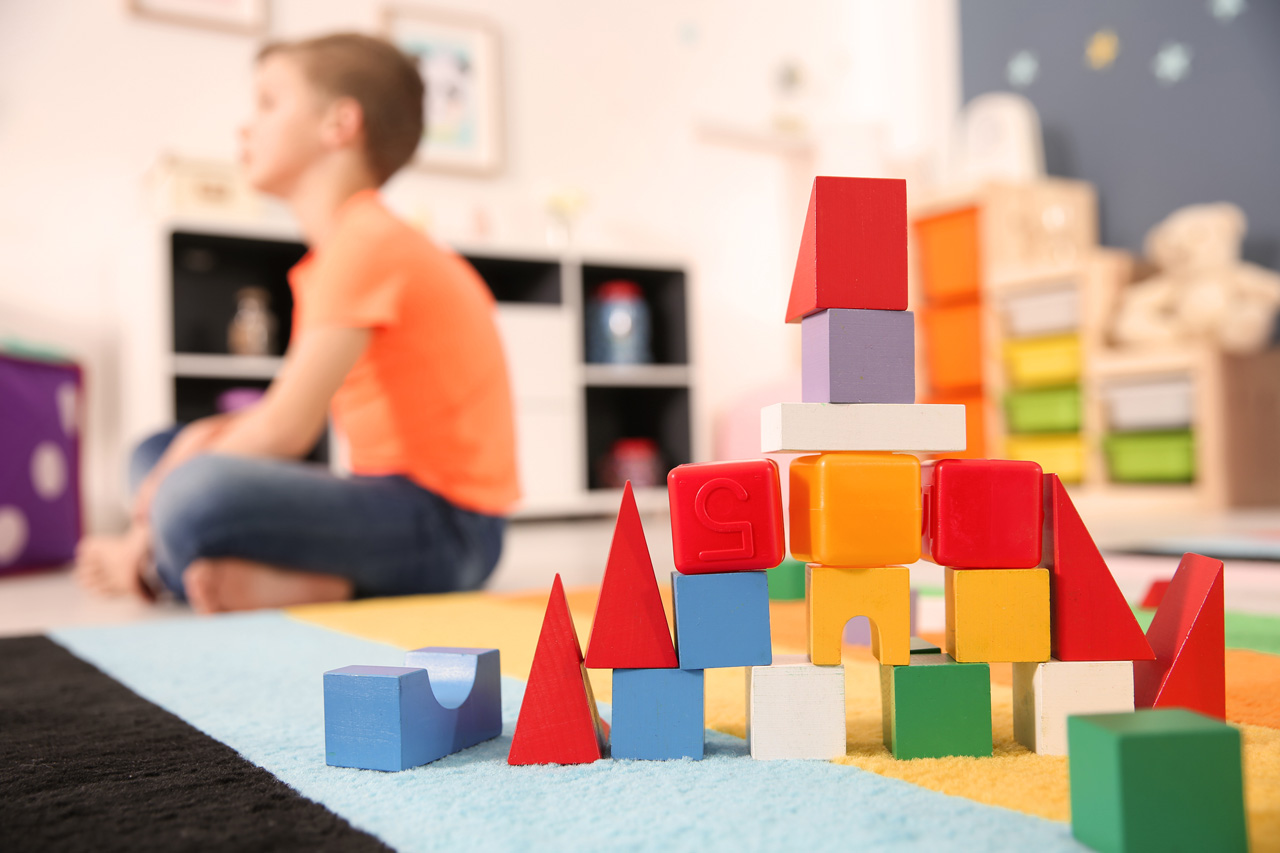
[[668, 459, 785, 574], [785, 176, 908, 323], [922, 458, 1043, 569], [1134, 552, 1226, 719]]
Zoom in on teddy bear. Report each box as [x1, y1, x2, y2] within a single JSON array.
[[1112, 202, 1280, 353]]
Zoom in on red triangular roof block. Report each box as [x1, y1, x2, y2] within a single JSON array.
[[1043, 474, 1155, 661], [1134, 552, 1226, 719], [508, 574, 609, 765], [584, 482, 679, 669], [784, 176, 908, 323]]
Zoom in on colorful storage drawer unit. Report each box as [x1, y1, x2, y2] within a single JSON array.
[[1102, 376, 1193, 432], [913, 206, 981, 305], [922, 301, 983, 392], [1003, 334, 1080, 389], [1003, 433, 1085, 484], [1004, 386, 1081, 434], [1104, 430, 1195, 483]]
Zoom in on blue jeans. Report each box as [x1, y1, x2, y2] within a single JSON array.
[[131, 428, 505, 600]]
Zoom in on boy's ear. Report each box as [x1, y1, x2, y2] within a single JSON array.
[[320, 96, 366, 150]]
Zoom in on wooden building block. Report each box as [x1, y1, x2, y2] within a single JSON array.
[[671, 571, 772, 670], [1134, 553, 1226, 719], [584, 482, 678, 669], [844, 589, 916, 645], [668, 459, 784, 574], [785, 176, 907, 323], [1068, 709, 1247, 853], [806, 564, 910, 665], [400, 646, 503, 756], [761, 402, 966, 454], [746, 654, 846, 760], [766, 558, 807, 601], [1042, 475, 1155, 662], [921, 300, 983, 392], [1012, 659, 1134, 756], [1140, 579, 1171, 609], [324, 666, 440, 771], [880, 654, 992, 760], [610, 668, 706, 760], [789, 452, 921, 567], [509, 575, 609, 765], [922, 458, 1043, 569], [801, 308, 915, 404], [945, 567, 1050, 663]]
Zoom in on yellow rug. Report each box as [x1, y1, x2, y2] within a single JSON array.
[[289, 587, 1280, 851]]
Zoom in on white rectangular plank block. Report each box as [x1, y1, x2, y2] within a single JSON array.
[[760, 402, 967, 453], [1012, 659, 1134, 756], [746, 654, 845, 760]]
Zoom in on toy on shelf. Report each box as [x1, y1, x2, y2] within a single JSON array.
[[323, 647, 502, 771]]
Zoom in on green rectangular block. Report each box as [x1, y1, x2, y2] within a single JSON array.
[[1005, 385, 1081, 433], [880, 654, 991, 760], [1067, 709, 1247, 853], [767, 558, 806, 601]]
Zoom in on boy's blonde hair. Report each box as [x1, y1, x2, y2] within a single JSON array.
[[259, 33, 424, 184]]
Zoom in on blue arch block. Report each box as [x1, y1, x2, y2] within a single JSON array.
[[324, 647, 501, 771]]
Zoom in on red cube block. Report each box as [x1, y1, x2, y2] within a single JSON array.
[[923, 459, 1043, 569], [668, 459, 784, 574]]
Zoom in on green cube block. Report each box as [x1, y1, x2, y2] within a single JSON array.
[[1068, 709, 1247, 853], [880, 654, 991, 759], [767, 558, 806, 601]]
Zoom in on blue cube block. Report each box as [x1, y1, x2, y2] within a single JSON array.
[[671, 571, 772, 669], [324, 648, 502, 771], [611, 668, 706, 760], [324, 666, 437, 771]]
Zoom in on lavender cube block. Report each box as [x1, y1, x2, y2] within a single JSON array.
[[802, 308, 915, 404]]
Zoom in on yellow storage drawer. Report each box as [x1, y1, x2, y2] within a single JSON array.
[[1003, 334, 1081, 388], [1003, 433, 1086, 483]]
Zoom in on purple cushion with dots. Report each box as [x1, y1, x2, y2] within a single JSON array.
[[0, 352, 83, 573]]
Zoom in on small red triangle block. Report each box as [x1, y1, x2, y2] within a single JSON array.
[[1043, 474, 1155, 661], [584, 482, 679, 669], [1134, 552, 1226, 719], [508, 574, 609, 765], [785, 176, 908, 324]]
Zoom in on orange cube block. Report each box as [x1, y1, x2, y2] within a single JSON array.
[[790, 452, 922, 567]]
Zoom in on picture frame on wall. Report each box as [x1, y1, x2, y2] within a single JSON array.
[[127, 0, 267, 35], [384, 6, 504, 176]]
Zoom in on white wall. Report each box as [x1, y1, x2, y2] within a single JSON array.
[[0, 0, 958, 530]]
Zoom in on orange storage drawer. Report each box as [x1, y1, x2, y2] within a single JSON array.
[[922, 301, 984, 392], [914, 206, 981, 304]]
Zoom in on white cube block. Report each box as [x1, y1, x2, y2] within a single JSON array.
[[760, 402, 966, 453], [746, 654, 845, 760], [1012, 659, 1134, 756]]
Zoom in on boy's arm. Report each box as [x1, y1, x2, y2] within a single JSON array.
[[208, 326, 370, 460]]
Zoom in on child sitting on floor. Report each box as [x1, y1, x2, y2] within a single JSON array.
[[75, 33, 519, 612]]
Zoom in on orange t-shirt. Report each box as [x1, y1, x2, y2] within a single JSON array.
[[288, 189, 520, 515]]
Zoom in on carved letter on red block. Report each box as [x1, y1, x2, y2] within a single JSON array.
[[668, 459, 785, 574]]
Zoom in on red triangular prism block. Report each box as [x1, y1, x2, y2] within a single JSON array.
[[1042, 474, 1155, 661], [584, 482, 678, 669], [508, 574, 609, 765], [1134, 552, 1226, 719], [784, 176, 907, 324]]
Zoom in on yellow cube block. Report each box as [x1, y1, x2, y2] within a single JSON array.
[[790, 452, 921, 567], [945, 567, 1050, 663], [806, 564, 911, 665]]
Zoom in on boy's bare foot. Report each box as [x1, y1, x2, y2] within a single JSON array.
[[74, 525, 153, 600], [183, 557, 354, 614]]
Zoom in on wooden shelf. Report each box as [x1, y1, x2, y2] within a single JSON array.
[[583, 364, 690, 387], [173, 353, 282, 379]]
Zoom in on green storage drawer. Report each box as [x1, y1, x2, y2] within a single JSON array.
[[1005, 386, 1081, 433], [1104, 430, 1195, 483]]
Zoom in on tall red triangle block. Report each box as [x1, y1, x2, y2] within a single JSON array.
[[785, 175, 908, 324], [508, 574, 609, 765], [584, 481, 679, 669], [1041, 474, 1155, 661], [1134, 553, 1226, 719]]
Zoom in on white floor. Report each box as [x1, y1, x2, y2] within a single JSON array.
[[4, 508, 1279, 639]]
